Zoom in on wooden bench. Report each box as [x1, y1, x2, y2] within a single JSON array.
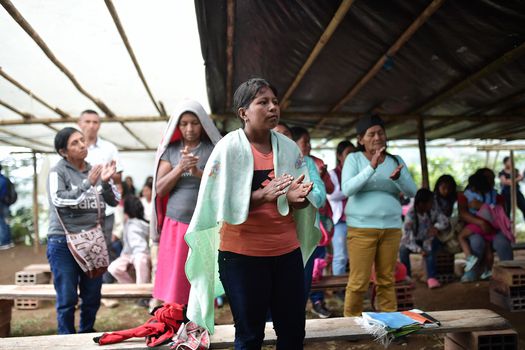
[[0, 284, 152, 337], [0, 309, 513, 349], [310, 274, 347, 291]]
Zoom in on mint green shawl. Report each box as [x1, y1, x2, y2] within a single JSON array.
[[184, 128, 321, 333]]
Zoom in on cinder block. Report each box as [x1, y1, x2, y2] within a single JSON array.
[[14, 299, 39, 310], [447, 329, 518, 350], [490, 288, 525, 312], [15, 271, 50, 285], [492, 265, 525, 286]]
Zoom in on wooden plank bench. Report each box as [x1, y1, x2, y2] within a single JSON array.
[[310, 274, 347, 290], [0, 284, 153, 337], [0, 309, 512, 349], [0, 283, 152, 300]]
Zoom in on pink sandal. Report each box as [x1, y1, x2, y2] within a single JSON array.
[[427, 277, 441, 289]]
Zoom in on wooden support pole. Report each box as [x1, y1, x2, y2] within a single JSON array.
[[104, 0, 163, 116], [0, 128, 52, 149], [321, 0, 445, 127], [0, 0, 116, 117], [510, 151, 517, 236], [0, 67, 71, 118], [32, 152, 39, 253], [281, 0, 356, 109], [224, 0, 235, 111], [417, 116, 429, 188], [0, 99, 59, 133]]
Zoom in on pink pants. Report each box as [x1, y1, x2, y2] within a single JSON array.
[[108, 253, 151, 284]]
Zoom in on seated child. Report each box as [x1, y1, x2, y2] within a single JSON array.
[[399, 188, 450, 289], [108, 195, 151, 284], [458, 173, 494, 278]]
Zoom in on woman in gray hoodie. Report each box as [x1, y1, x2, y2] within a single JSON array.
[[47, 127, 119, 334]]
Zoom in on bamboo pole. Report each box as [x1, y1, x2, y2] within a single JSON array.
[[0, 98, 34, 120], [417, 116, 429, 188], [0, 115, 168, 126], [0, 128, 52, 148], [281, 0, 356, 110], [32, 152, 39, 253], [224, 0, 235, 111], [0, 98, 60, 132], [510, 151, 517, 236], [0, 67, 71, 118], [320, 0, 445, 127], [0, 0, 116, 117], [412, 41, 525, 115], [104, 0, 163, 116]]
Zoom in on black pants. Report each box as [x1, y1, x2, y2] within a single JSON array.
[[218, 248, 305, 350], [502, 187, 525, 219]]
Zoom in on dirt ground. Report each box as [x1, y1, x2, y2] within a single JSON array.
[[1, 245, 524, 349]]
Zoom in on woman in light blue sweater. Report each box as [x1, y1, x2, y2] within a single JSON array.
[[341, 115, 417, 316]]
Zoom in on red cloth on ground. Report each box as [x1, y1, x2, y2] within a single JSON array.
[[94, 303, 185, 347]]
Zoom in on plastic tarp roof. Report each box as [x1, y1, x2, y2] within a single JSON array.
[[195, 0, 525, 141], [0, 0, 207, 152]]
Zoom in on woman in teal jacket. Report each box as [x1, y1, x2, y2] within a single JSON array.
[[341, 115, 417, 316]]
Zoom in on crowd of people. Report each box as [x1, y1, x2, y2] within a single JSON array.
[[0, 77, 520, 348]]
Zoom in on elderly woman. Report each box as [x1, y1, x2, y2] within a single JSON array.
[[47, 127, 119, 334], [184, 78, 320, 348], [151, 100, 221, 305], [341, 115, 417, 316]]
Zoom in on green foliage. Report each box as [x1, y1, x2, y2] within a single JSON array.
[[9, 207, 34, 245]]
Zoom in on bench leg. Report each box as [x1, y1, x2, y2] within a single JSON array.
[[0, 300, 13, 337]]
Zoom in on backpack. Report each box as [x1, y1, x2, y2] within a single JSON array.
[[2, 177, 17, 206]]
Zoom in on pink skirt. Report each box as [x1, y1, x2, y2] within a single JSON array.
[[153, 217, 191, 304], [465, 223, 495, 242]]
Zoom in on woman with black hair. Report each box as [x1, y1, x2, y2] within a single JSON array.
[[341, 115, 417, 316], [47, 127, 119, 334]]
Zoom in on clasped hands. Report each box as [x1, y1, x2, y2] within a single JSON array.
[[370, 146, 403, 180], [88, 160, 117, 185], [177, 146, 201, 176], [260, 173, 313, 206]]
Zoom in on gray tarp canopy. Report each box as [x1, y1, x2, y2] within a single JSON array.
[[195, 0, 525, 141]]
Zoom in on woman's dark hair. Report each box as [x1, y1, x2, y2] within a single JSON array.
[[433, 174, 457, 216], [336, 140, 355, 164], [413, 188, 434, 238], [290, 126, 309, 142], [356, 123, 399, 165], [467, 173, 491, 203], [232, 78, 278, 126], [124, 195, 147, 222], [503, 156, 510, 164], [54, 127, 81, 158]]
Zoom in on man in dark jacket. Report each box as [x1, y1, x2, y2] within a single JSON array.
[[0, 164, 14, 250]]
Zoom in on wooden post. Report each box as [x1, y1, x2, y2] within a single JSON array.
[[510, 151, 517, 236], [417, 116, 429, 188], [32, 152, 39, 253]]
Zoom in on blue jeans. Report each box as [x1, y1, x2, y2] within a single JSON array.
[[399, 238, 442, 278], [304, 246, 325, 305], [0, 203, 12, 246], [218, 249, 305, 350], [47, 235, 102, 334], [331, 221, 348, 275], [469, 232, 513, 271]]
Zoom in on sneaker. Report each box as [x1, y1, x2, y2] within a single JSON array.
[[427, 277, 441, 289], [0, 242, 15, 250], [460, 270, 477, 283], [480, 269, 492, 280], [464, 255, 478, 272], [312, 301, 331, 319]]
